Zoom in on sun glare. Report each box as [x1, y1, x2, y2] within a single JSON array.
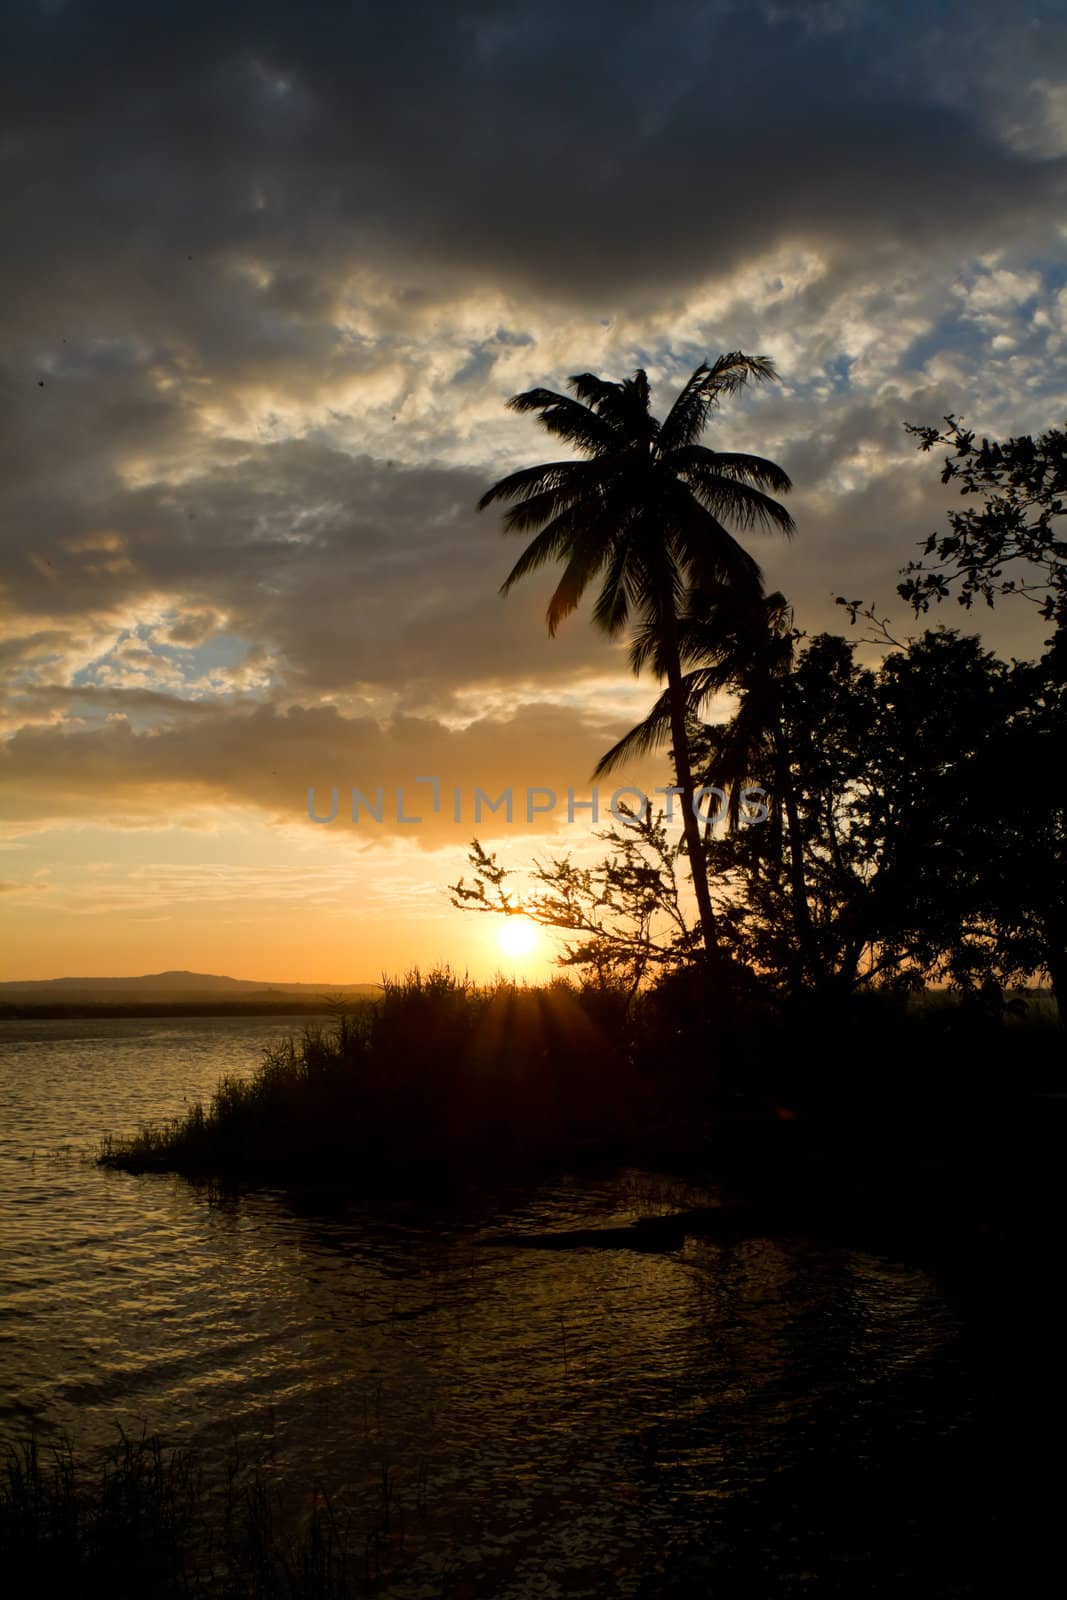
[[496, 916, 540, 961]]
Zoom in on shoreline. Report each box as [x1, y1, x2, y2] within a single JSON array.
[[0, 1001, 362, 1022]]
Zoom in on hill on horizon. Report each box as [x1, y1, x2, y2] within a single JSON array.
[[0, 970, 379, 1000]]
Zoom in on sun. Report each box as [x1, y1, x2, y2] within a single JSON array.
[[496, 916, 540, 960]]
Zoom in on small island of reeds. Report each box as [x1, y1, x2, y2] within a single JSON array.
[[98, 967, 1063, 1258]]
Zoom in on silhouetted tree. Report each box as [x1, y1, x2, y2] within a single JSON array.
[[477, 356, 794, 960], [894, 415, 1067, 1019], [451, 615, 1063, 1017], [705, 632, 874, 993], [595, 586, 822, 993], [449, 809, 697, 999], [971, 654, 1066, 1018], [706, 627, 1063, 1006], [899, 417, 1067, 644]]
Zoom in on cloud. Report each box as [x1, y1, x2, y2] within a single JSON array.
[[1, 0, 1064, 901], [4, 2, 1064, 341], [0, 693, 669, 845]]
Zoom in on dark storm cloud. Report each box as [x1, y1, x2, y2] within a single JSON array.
[[3, 0, 1064, 350], [0, 383, 619, 707], [0, 694, 638, 844], [1, 0, 1065, 830]]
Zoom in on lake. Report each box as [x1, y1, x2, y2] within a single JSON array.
[[0, 1013, 1031, 1595]]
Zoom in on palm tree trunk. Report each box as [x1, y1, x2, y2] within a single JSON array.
[[660, 611, 718, 959]]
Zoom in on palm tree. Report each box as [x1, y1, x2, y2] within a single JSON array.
[[595, 587, 794, 811], [595, 587, 821, 989], [478, 355, 795, 959]]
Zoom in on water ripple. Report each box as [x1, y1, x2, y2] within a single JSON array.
[[0, 1014, 966, 1595]]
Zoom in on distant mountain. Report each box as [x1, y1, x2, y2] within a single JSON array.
[[0, 970, 379, 1001]]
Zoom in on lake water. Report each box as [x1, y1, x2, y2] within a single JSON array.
[[0, 1014, 1016, 1594]]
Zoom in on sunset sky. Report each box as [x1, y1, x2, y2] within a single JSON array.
[[2, 0, 1065, 981]]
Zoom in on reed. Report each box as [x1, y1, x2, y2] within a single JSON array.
[[0, 1429, 371, 1597]]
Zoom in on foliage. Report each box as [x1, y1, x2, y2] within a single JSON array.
[[452, 604, 1064, 1017], [899, 416, 1067, 632], [99, 968, 662, 1184], [449, 809, 699, 995], [706, 626, 1065, 1004]]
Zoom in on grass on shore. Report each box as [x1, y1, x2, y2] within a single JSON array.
[[97, 966, 1063, 1192], [0, 1430, 389, 1599], [99, 968, 653, 1186]]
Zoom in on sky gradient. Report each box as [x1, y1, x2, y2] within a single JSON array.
[[2, 0, 1066, 980]]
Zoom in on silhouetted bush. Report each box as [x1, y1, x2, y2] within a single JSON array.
[[100, 968, 657, 1187], [99, 967, 1057, 1193]]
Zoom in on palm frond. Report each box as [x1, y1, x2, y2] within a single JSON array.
[[675, 457, 795, 536], [591, 539, 637, 638], [586, 368, 658, 444], [505, 386, 573, 413], [498, 514, 583, 595], [667, 445, 793, 496], [762, 590, 794, 634], [477, 458, 593, 513], [626, 613, 664, 675], [661, 482, 766, 595], [568, 372, 622, 409], [658, 353, 779, 452], [545, 525, 613, 635], [593, 664, 725, 776], [504, 389, 616, 454], [594, 689, 674, 776], [657, 363, 715, 455], [498, 480, 609, 538]]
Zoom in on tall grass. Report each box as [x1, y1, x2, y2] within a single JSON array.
[[0, 1430, 379, 1598], [99, 968, 652, 1186], [98, 967, 1060, 1192]]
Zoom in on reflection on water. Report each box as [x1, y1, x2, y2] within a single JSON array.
[[0, 1017, 969, 1593]]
